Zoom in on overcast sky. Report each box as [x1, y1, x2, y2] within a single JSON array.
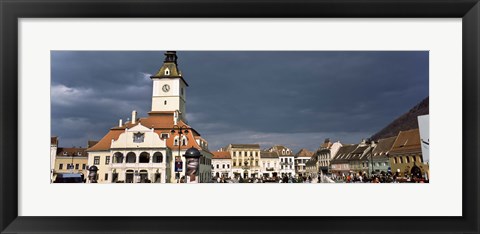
[[51, 51, 428, 153]]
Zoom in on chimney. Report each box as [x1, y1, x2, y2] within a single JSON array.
[[132, 110, 137, 124], [119, 119, 123, 127]]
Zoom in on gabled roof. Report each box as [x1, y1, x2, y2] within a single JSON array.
[[295, 148, 314, 157], [368, 136, 396, 158], [390, 128, 421, 155], [331, 144, 358, 163], [87, 112, 204, 152], [268, 145, 294, 156], [348, 146, 369, 161], [212, 151, 231, 159]]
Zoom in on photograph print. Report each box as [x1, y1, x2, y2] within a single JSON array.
[[50, 50, 429, 184]]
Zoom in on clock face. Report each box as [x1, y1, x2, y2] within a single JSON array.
[[162, 84, 170, 92]]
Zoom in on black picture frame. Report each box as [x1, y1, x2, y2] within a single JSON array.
[[1, 0, 479, 233]]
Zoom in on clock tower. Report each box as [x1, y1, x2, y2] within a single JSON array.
[[150, 51, 188, 120]]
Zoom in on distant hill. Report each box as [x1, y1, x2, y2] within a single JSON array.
[[371, 97, 429, 141]]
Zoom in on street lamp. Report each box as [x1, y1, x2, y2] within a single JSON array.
[[171, 125, 189, 183], [368, 140, 375, 177]]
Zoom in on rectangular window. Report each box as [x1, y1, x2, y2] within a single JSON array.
[[105, 173, 108, 181], [82, 164, 86, 169], [59, 164, 63, 170], [161, 133, 169, 139], [106, 156, 110, 165], [75, 164, 79, 169], [227, 164, 230, 169], [222, 164, 225, 169], [233, 152, 236, 156], [216, 164, 219, 169], [94, 156, 100, 165], [233, 162, 236, 166]]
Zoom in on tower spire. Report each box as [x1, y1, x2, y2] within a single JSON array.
[[150, 51, 182, 79]]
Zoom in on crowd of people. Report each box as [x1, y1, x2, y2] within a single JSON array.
[[210, 172, 428, 183], [210, 174, 327, 183], [332, 172, 428, 183]]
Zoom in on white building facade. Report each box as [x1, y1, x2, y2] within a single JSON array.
[[87, 51, 212, 183], [212, 151, 232, 179], [268, 145, 295, 177], [259, 151, 280, 178]]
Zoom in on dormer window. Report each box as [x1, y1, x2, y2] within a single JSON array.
[[133, 132, 145, 143], [63, 152, 68, 156], [181, 136, 188, 146], [78, 152, 82, 156], [165, 68, 170, 75]]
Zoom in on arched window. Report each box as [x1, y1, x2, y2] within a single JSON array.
[[139, 152, 150, 163], [165, 68, 170, 75], [153, 152, 163, 163], [174, 136, 179, 146], [114, 152, 124, 163], [125, 170, 134, 183], [181, 136, 188, 146], [126, 152, 136, 163]]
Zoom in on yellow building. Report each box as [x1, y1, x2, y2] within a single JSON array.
[[53, 147, 88, 181], [389, 128, 429, 180], [227, 144, 261, 178]]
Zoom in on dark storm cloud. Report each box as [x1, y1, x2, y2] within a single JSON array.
[[51, 51, 428, 152]]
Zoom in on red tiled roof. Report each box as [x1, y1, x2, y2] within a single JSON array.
[[87, 112, 204, 152], [212, 151, 231, 159]]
